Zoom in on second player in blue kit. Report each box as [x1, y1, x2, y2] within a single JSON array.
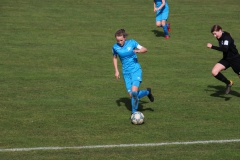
[[154, 0, 171, 39]]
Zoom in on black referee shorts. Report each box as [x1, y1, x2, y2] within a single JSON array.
[[218, 55, 240, 75]]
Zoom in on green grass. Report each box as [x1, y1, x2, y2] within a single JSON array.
[[0, 0, 240, 159]]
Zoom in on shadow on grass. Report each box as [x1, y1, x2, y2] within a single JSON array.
[[116, 97, 154, 112], [205, 85, 240, 101], [151, 29, 165, 37]]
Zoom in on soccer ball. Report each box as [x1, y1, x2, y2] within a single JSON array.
[[131, 111, 144, 125]]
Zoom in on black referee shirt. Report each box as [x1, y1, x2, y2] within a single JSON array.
[[211, 31, 239, 59]]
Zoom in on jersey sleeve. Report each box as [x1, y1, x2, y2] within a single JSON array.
[[211, 45, 226, 52], [132, 39, 143, 50], [112, 46, 118, 56]]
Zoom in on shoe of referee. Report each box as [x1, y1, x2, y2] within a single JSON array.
[[225, 80, 233, 94]]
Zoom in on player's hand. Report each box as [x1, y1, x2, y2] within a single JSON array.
[[207, 43, 212, 48], [115, 72, 120, 80], [133, 50, 138, 53]]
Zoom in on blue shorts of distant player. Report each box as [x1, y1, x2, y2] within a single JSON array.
[[156, 7, 169, 21]]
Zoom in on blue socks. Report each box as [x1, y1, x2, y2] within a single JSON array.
[[138, 90, 149, 99], [163, 24, 169, 36], [131, 90, 149, 113], [131, 92, 139, 113]]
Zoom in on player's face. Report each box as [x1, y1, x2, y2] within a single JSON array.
[[212, 30, 222, 39], [116, 36, 126, 46]]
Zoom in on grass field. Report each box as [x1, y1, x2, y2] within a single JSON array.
[[0, 0, 240, 159]]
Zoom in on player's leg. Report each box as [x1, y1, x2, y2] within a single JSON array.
[[212, 61, 229, 83], [156, 21, 162, 28], [123, 73, 132, 95], [164, 7, 170, 32], [138, 88, 154, 102], [138, 90, 148, 99], [124, 73, 148, 114], [132, 69, 155, 102], [161, 11, 170, 39], [156, 11, 162, 28], [124, 82, 141, 114], [131, 83, 139, 114], [123, 74, 137, 118], [130, 69, 143, 113], [212, 60, 233, 94], [161, 19, 169, 38]]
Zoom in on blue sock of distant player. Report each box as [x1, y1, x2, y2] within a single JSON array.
[[166, 23, 169, 28], [138, 90, 149, 99], [131, 91, 139, 113], [163, 24, 169, 36], [159, 23, 169, 28]]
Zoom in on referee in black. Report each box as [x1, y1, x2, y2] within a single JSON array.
[[207, 24, 240, 94]]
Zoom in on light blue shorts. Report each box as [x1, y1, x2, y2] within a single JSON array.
[[123, 69, 142, 93], [156, 9, 169, 21]]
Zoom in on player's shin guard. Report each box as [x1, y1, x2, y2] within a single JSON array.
[[138, 90, 149, 99], [131, 91, 139, 113]]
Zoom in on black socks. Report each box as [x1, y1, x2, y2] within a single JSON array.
[[214, 72, 230, 85]]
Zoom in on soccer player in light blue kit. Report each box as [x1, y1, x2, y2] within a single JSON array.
[[154, 0, 170, 39], [112, 29, 154, 116]]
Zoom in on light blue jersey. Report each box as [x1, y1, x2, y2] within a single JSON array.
[[112, 39, 142, 74], [154, 0, 169, 12], [155, 0, 170, 22]]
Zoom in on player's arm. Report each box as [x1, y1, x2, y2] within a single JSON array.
[[156, 0, 165, 11], [211, 45, 228, 52], [153, 0, 157, 12], [113, 55, 120, 79], [207, 36, 231, 52], [134, 44, 147, 54]]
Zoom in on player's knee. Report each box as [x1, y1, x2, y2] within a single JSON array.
[[211, 69, 218, 76], [132, 81, 140, 88], [156, 22, 161, 27]]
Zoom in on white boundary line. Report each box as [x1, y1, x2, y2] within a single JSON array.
[[1, 139, 240, 152]]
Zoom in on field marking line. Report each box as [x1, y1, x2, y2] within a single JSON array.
[[1, 139, 240, 152]]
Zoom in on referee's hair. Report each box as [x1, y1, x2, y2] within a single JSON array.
[[211, 24, 222, 33], [115, 29, 128, 38]]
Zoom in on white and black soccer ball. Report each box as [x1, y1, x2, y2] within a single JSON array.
[[131, 111, 144, 125]]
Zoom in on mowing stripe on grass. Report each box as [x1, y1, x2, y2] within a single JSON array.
[[1, 139, 240, 152]]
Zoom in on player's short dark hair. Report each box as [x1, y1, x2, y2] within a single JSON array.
[[211, 25, 222, 33], [115, 29, 128, 38]]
